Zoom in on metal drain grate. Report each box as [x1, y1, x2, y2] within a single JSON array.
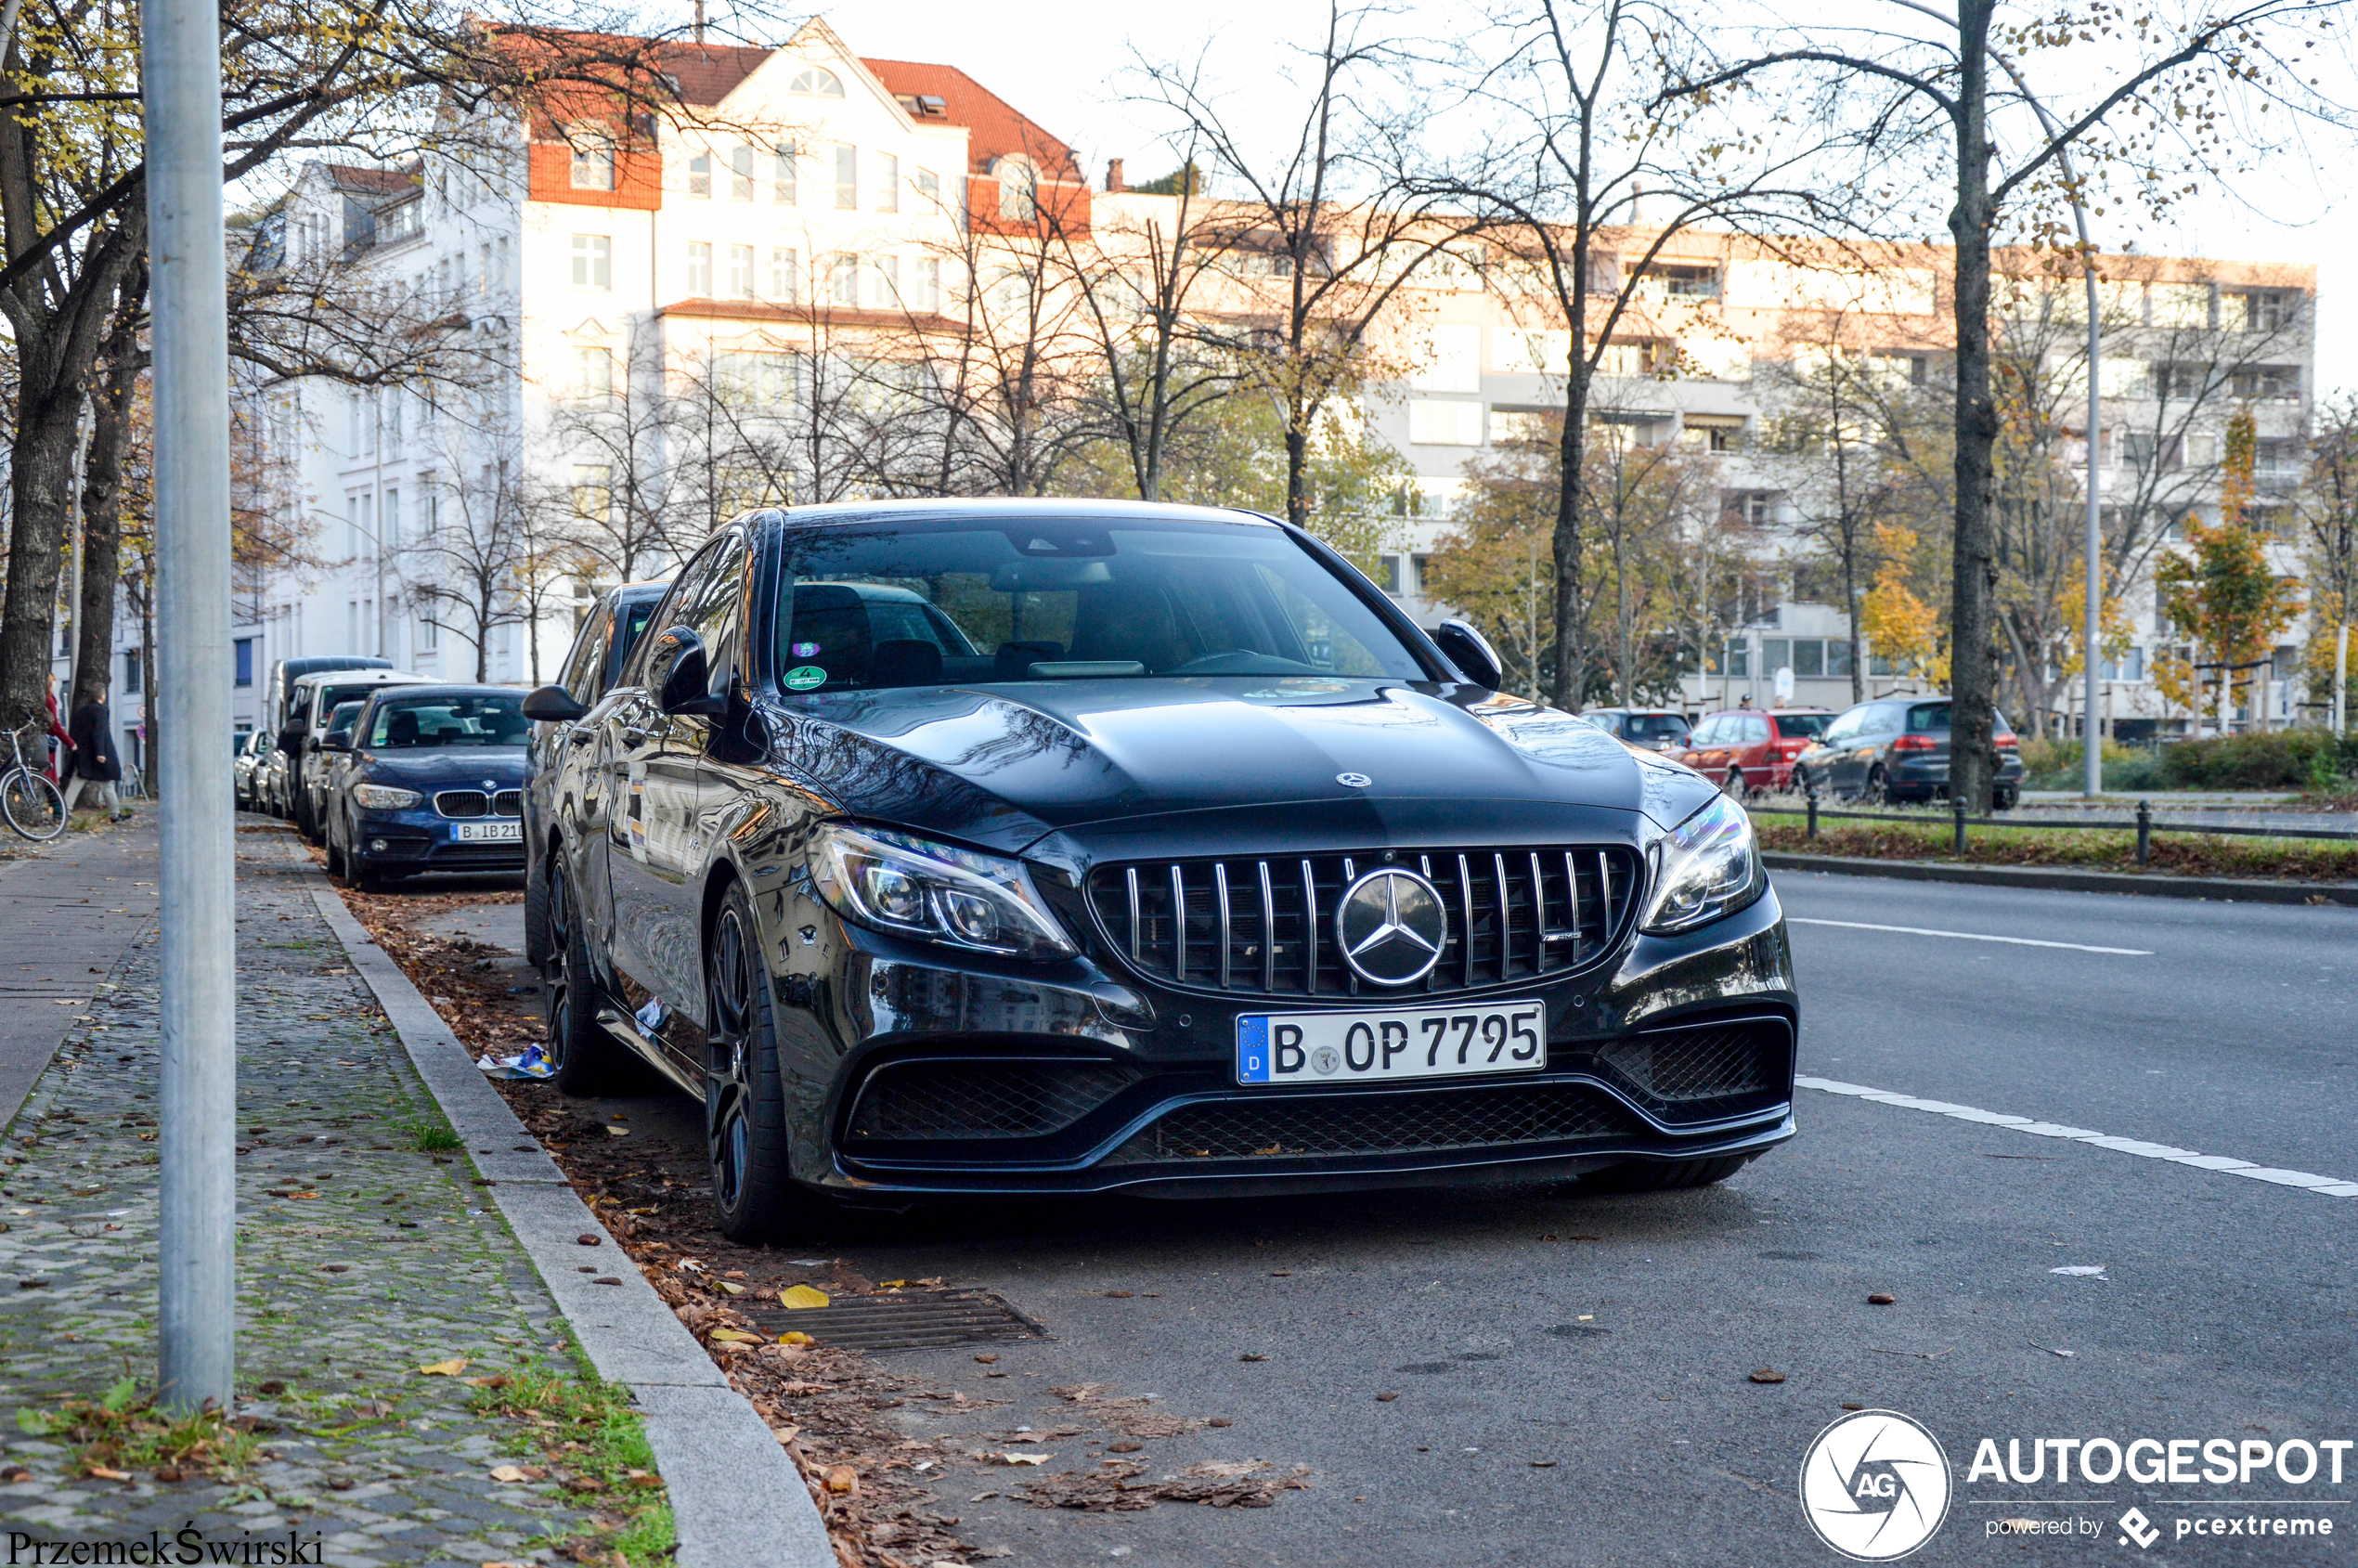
[[743, 1288, 1050, 1353]]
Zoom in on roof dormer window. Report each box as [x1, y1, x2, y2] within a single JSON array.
[[790, 66, 844, 97]]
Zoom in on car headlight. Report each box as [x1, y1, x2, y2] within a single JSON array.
[[810, 822, 1077, 961], [1640, 794, 1763, 935], [352, 784, 422, 810]]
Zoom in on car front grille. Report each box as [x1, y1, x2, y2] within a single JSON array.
[[847, 1058, 1143, 1142], [434, 789, 523, 820], [1104, 1081, 1642, 1163], [1085, 845, 1643, 999], [1597, 1018, 1783, 1105]]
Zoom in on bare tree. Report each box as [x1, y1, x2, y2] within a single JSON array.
[[1665, 0, 2348, 804]]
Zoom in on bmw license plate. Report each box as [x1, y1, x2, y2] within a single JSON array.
[[453, 821, 521, 843], [1237, 1001, 1545, 1086]]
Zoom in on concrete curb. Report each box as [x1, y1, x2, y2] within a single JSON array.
[[289, 843, 835, 1568], [1765, 851, 2358, 906]]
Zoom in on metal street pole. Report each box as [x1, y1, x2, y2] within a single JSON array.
[[2337, 622, 2348, 737], [143, 0, 237, 1410]]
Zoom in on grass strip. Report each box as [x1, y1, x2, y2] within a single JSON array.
[[469, 1336, 677, 1567], [1754, 813, 2358, 882]]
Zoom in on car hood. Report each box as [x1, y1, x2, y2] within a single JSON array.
[[358, 747, 527, 786], [756, 680, 1718, 858]]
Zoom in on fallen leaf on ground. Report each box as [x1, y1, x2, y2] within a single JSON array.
[[1001, 1452, 1054, 1466], [1749, 1369, 1785, 1384], [1239, 1353, 1268, 1362], [778, 1332, 815, 1348], [603, 1125, 628, 1136], [770, 1426, 800, 1445], [487, 1464, 530, 1484], [1107, 1440, 1142, 1454], [973, 1354, 999, 1365], [780, 1284, 830, 1309], [1374, 1392, 1400, 1403], [715, 1280, 745, 1296], [1868, 1293, 1897, 1305], [823, 1465, 860, 1494], [86, 1466, 133, 1482], [417, 1358, 469, 1376], [1530, 1458, 1558, 1468], [708, 1328, 762, 1345], [461, 1374, 510, 1389]]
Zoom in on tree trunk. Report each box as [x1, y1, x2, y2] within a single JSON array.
[[1946, 0, 2001, 810], [0, 402, 85, 732], [71, 301, 144, 717], [1284, 419, 1310, 528], [1549, 374, 1589, 710], [1843, 522, 1864, 705]]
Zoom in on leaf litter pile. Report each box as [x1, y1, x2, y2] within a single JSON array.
[[335, 877, 1314, 1564]]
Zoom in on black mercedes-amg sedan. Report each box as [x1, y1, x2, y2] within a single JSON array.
[[520, 499, 1796, 1241]]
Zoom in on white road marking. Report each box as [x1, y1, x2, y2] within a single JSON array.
[[1796, 1076, 2358, 1199], [1787, 917, 2151, 955]]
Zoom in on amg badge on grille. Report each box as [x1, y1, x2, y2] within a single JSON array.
[[1336, 868, 1446, 986]]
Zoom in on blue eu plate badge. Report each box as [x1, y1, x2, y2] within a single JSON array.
[[1237, 1016, 1272, 1082]]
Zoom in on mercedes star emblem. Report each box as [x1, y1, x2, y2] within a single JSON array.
[[1336, 771, 1373, 788], [1335, 868, 1446, 986]]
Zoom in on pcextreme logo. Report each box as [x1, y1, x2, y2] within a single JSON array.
[[1800, 1408, 1955, 1562]]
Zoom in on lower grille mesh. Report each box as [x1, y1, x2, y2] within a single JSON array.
[[1596, 1020, 1779, 1103], [849, 1059, 1142, 1141], [1108, 1082, 1640, 1163]]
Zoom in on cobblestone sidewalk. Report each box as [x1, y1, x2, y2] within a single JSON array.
[[0, 828, 634, 1566]]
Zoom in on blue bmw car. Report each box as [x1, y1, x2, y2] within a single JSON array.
[[322, 685, 530, 889]]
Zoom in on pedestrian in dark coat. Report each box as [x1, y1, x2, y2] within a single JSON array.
[[65, 679, 127, 820]]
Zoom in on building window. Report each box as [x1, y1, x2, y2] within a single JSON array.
[[790, 66, 844, 97], [571, 344, 615, 403], [1407, 400, 1484, 447], [872, 253, 900, 308], [2232, 290, 2293, 334], [572, 464, 613, 525], [418, 600, 438, 653], [123, 650, 142, 693], [834, 143, 857, 209], [771, 247, 800, 303], [569, 129, 615, 191], [730, 144, 755, 201], [234, 638, 254, 687], [688, 152, 711, 198], [1376, 555, 1400, 593], [571, 234, 610, 289], [994, 156, 1036, 221], [774, 144, 797, 203], [827, 253, 858, 307], [728, 244, 755, 299], [875, 151, 900, 213], [916, 168, 939, 205], [686, 241, 713, 296], [912, 256, 939, 313], [713, 352, 793, 410]]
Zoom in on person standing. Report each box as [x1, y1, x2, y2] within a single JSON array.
[[65, 677, 128, 820], [43, 672, 71, 784]]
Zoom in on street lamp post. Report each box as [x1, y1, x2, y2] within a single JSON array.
[[143, 0, 238, 1409]]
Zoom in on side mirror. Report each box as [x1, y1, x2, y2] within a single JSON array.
[[654, 626, 726, 717], [319, 733, 352, 753], [523, 684, 590, 722], [1432, 619, 1504, 692]]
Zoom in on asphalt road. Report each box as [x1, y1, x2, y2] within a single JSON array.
[[823, 873, 2358, 1568]]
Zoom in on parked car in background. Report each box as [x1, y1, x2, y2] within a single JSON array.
[[234, 729, 271, 810], [1582, 708, 1692, 752], [321, 685, 532, 890], [523, 499, 1795, 1244], [525, 578, 673, 972], [282, 668, 424, 841], [260, 655, 393, 818], [1791, 696, 2023, 809], [1677, 707, 1838, 797]]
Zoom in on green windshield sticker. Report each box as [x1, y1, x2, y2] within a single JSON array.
[[783, 665, 827, 692]]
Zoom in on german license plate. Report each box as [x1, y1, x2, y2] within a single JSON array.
[[453, 821, 521, 842], [1236, 1001, 1545, 1086]]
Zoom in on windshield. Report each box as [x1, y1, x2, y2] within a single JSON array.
[[1774, 713, 1833, 740], [771, 520, 1425, 693], [316, 681, 393, 721], [1624, 714, 1689, 742], [365, 693, 528, 748], [324, 701, 364, 741]]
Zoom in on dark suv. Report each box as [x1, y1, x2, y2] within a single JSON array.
[[522, 500, 1797, 1240], [1791, 696, 2022, 809]]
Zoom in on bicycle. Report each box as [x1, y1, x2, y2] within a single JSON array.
[[2, 724, 67, 841]]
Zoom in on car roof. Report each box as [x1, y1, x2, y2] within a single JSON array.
[[293, 668, 424, 690], [757, 497, 1284, 533], [615, 579, 672, 602], [359, 683, 527, 700]]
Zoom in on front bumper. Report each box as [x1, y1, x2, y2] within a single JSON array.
[[352, 806, 526, 874], [777, 882, 1798, 1199]]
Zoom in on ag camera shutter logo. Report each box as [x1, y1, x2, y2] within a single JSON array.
[[1800, 1408, 1953, 1561]]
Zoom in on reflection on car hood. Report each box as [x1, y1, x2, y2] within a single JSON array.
[[758, 680, 1717, 855], [359, 747, 527, 785]]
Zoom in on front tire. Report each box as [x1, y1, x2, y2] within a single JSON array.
[[324, 816, 347, 878], [1722, 768, 1748, 800], [704, 881, 823, 1244], [1863, 765, 1891, 806], [3, 771, 66, 841]]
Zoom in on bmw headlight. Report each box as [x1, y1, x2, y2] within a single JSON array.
[[810, 822, 1077, 961], [1639, 794, 1763, 935], [352, 784, 422, 810]]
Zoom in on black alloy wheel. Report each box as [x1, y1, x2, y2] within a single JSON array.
[[703, 882, 817, 1243], [324, 815, 346, 878], [1862, 764, 1891, 805], [1722, 768, 1748, 800], [543, 859, 627, 1095]]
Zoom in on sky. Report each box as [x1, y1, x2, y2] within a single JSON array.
[[749, 0, 2358, 390]]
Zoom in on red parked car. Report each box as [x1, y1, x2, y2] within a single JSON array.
[[1677, 707, 1839, 797]]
